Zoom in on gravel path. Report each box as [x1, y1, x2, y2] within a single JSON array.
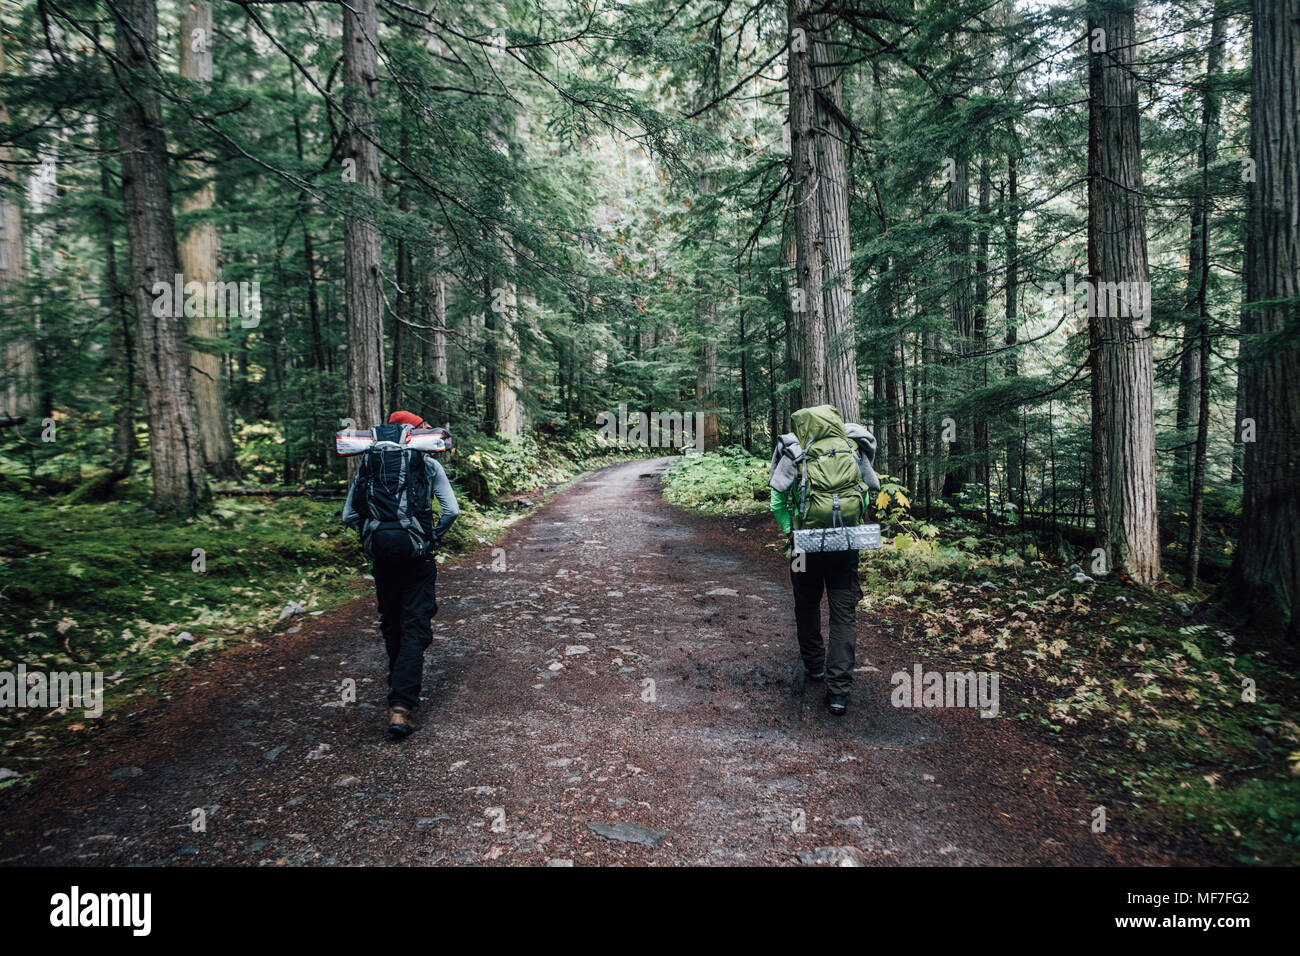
[[0, 459, 1187, 866]]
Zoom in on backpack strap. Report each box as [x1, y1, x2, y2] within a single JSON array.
[[797, 456, 810, 523]]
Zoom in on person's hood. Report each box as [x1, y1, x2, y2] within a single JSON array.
[[791, 404, 848, 446], [769, 433, 802, 491]]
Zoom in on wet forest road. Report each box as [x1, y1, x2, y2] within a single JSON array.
[[0, 458, 1178, 866]]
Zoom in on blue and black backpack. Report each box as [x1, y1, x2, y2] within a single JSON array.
[[353, 423, 435, 561]]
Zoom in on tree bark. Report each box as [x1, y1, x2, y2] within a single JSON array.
[[1233, 0, 1300, 639], [495, 276, 523, 436], [1088, 0, 1160, 583], [1004, 151, 1023, 506], [1185, 6, 1227, 588], [811, 10, 858, 422], [342, 0, 385, 437], [1086, 8, 1111, 559], [390, 124, 412, 414], [99, 113, 134, 487], [974, 158, 990, 492], [944, 151, 972, 496], [112, 0, 209, 514], [1176, 10, 1226, 500], [0, 34, 37, 422], [179, 1, 236, 478], [483, 278, 498, 435], [885, 339, 903, 478], [788, 0, 826, 410], [290, 70, 325, 374]]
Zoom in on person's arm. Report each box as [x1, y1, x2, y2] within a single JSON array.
[[341, 472, 363, 530], [429, 457, 460, 541], [770, 486, 794, 535]]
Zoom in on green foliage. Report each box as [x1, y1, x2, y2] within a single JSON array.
[[661, 447, 769, 516], [1156, 775, 1300, 864], [859, 522, 1300, 865], [452, 429, 626, 505], [0, 492, 358, 686], [871, 474, 940, 541]]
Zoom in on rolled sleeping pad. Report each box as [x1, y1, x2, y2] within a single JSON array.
[[406, 429, 449, 452], [335, 428, 450, 456], [336, 429, 375, 456]]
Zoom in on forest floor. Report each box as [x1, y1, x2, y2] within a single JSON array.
[[0, 458, 1215, 865]]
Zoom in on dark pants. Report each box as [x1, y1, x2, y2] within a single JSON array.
[[791, 549, 861, 696], [373, 554, 438, 709]]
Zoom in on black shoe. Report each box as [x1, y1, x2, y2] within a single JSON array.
[[388, 706, 416, 738], [826, 694, 848, 716], [806, 668, 826, 682]]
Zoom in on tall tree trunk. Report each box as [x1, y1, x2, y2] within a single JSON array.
[[974, 158, 990, 491], [179, 2, 236, 477], [944, 150, 972, 496], [290, 70, 325, 374], [1185, 6, 1226, 588], [494, 262, 523, 436], [908, 327, 920, 493], [1233, 0, 1300, 640], [1088, 0, 1160, 583], [766, 310, 780, 447], [483, 279, 498, 435], [788, 0, 826, 410], [1086, 7, 1111, 556], [428, 269, 449, 424], [923, 327, 944, 502], [390, 276, 405, 412], [495, 279, 523, 436], [390, 124, 412, 414], [342, 0, 385, 437], [1230, 287, 1246, 486], [99, 114, 134, 483], [739, 308, 752, 451], [113, 0, 208, 513], [1188, 317, 1212, 589], [697, 338, 719, 450], [811, 10, 858, 421], [1174, 333, 1200, 495], [0, 34, 36, 422], [1176, 9, 1226, 502], [23, 29, 60, 422], [885, 340, 903, 479], [694, 173, 719, 449], [1004, 151, 1023, 505]]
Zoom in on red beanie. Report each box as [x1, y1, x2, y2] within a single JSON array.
[[387, 410, 424, 426]]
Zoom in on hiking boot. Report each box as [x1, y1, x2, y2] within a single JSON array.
[[388, 705, 416, 738], [826, 694, 848, 716], [805, 668, 826, 682]]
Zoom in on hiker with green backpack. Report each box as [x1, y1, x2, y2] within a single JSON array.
[[769, 405, 881, 716], [339, 410, 459, 738]]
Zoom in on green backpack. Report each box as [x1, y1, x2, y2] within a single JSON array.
[[792, 405, 867, 530]]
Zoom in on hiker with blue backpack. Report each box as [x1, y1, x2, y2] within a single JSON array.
[[340, 410, 459, 738], [769, 405, 881, 717]]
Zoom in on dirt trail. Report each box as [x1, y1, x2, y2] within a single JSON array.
[[0, 459, 1182, 866]]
